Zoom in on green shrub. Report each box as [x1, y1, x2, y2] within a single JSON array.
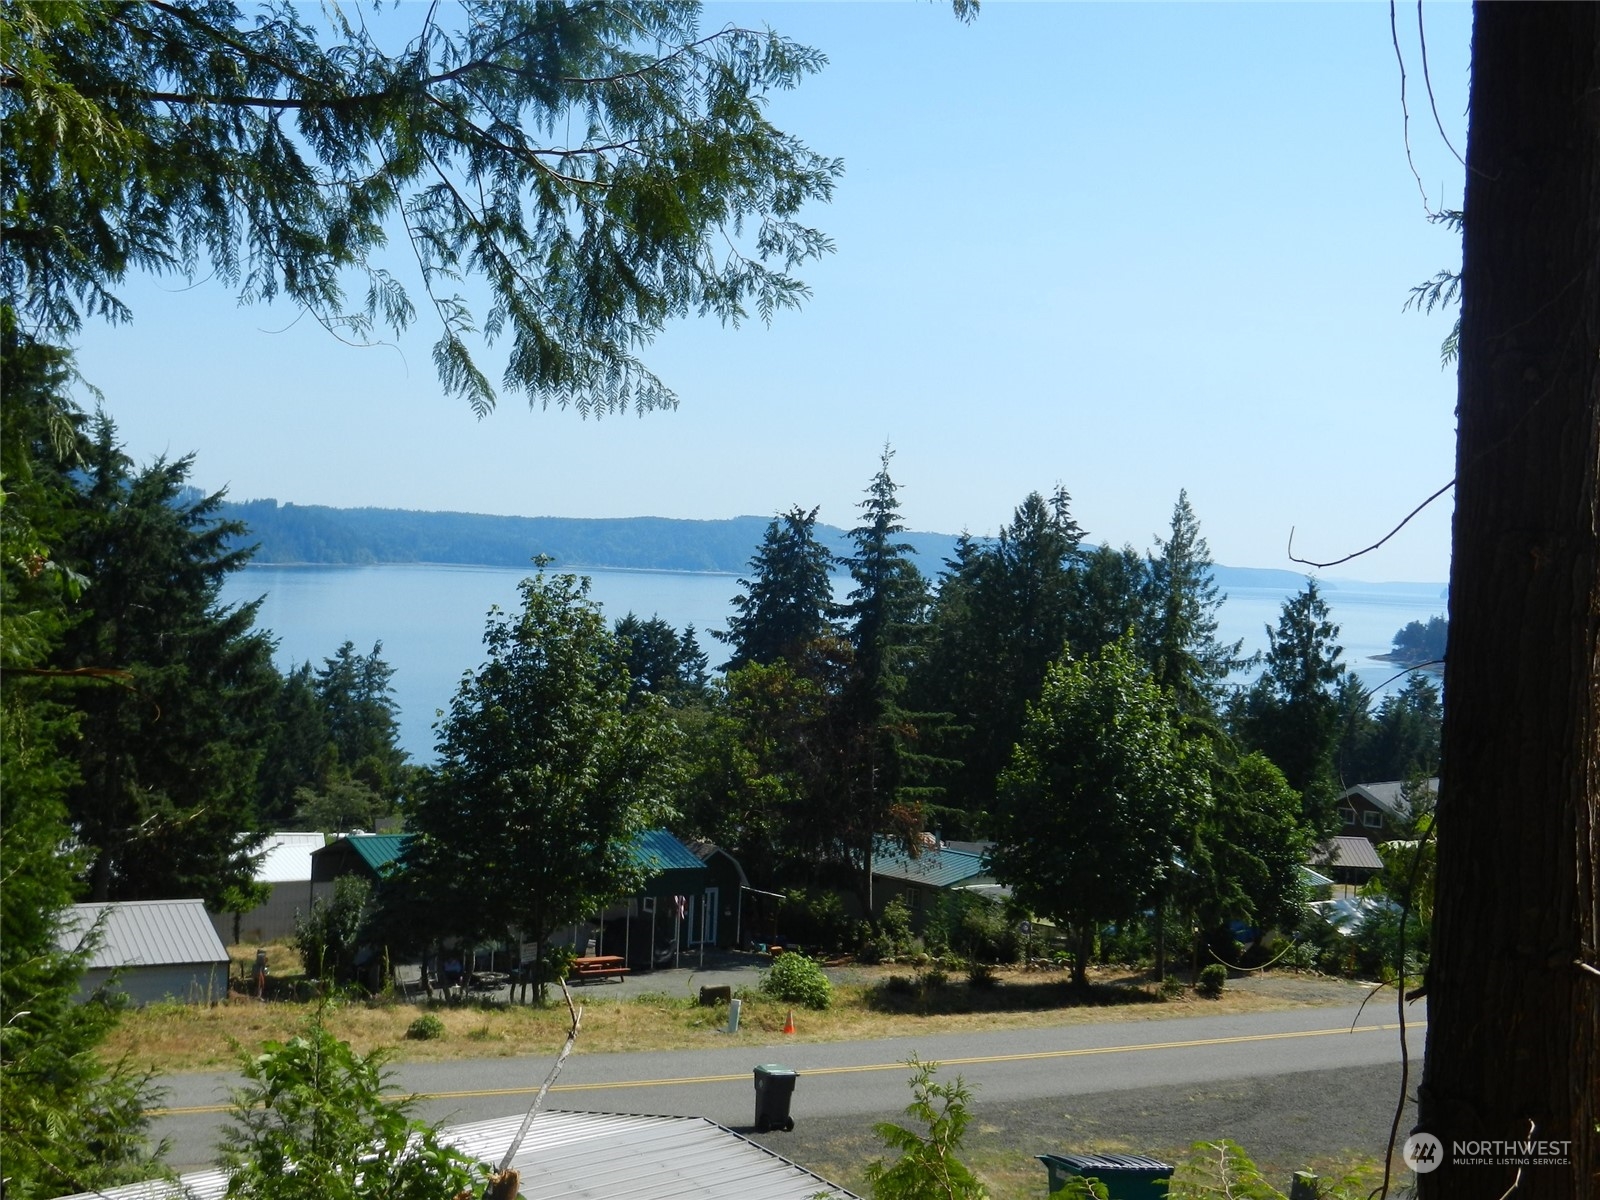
[[919, 967, 949, 990], [405, 1013, 445, 1041], [1197, 963, 1227, 998], [879, 896, 913, 948], [966, 962, 998, 989], [223, 1012, 486, 1199], [885, 974, 917, 996], [760, 951, 833, 1010], [1158, 975, 1186, 1000]]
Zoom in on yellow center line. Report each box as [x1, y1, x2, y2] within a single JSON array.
[[147, 1021, 1423, 1117]]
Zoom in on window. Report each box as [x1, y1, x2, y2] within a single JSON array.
[[1363, 810, 1384, 829], [1338, 807, 1357, 826]]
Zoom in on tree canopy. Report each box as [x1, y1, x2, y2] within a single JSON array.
[[989, 634, 1210, 986], [395, 571, 679, 977], [1, 0, 842, 415]]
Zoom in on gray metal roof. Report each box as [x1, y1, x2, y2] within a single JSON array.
[[59, 899, 229, 969], [251, 831, 324, 883], [58, 1109, 859, 1200], [1311, 836, 1386, 872], [1339, 779, 1438, 820], [872, 838, 991, 889]]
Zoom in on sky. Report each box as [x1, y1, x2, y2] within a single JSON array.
[[70, 1, 1472, 583]]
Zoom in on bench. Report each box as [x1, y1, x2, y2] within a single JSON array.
[[568, 955, 630, 984]]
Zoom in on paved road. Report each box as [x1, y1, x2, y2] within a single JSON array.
[[151, 997, 1424, 1173]]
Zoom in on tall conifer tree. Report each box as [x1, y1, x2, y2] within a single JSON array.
[[716, 506, 837, 670]]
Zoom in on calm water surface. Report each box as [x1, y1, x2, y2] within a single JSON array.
[[220, 564, 1448, 758]]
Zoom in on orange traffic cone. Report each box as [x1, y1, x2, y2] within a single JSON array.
[[783, 1008, 796, 1035]]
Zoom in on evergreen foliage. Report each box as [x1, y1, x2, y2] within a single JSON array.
[[914, 488, 1085, 825], [1389, 614, 1448, 664], [716, 505, 838, 670], [2, 0, 841, 416], [54, 415, 279, 906], [1141, 491, 1249, 718], [864, 1056, 989, 1200], [0, 324, 162, 1199], [614, 613, 710, 707], [835, 449, 940, 915], [1230, 580, 1347, 834]]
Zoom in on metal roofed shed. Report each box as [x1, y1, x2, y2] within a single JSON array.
[[211, 831, 325, 943], [56, 1109, 860, 1200], [1038, 1152, 1174, 1199], [59, 899, 229, 1005]]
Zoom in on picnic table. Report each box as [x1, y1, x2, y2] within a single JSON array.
[[568, 955, 629, 984]]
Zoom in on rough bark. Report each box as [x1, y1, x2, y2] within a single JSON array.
[[1418, 6, 1600, 1198]]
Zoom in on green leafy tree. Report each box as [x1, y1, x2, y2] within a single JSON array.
[[1181, 752, 1311, 964], [293, 875, 373, 983], [2, 0, 842, 417], [1230, 580, 1347, 834], [219, 1011, 488, 1200], [990, 634, 1210, 987], [864, 1056, 988, 1200], [0, 709, 162, 1199], [715, 505, 838, 670], [395, 571, 679, 992]]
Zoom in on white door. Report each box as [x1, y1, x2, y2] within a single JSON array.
[[701, 887, 719, 946]]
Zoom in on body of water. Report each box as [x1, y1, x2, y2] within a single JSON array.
[[220, 564, 1449, 759]]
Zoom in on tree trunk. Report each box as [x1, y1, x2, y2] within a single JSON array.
[[1418, 7, 1599, 1197], [1153, 892, 1167, 982]]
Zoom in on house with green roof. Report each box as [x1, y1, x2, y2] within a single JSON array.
[[310, 829, 717, 968]]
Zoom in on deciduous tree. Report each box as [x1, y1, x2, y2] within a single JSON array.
[[989, 635, 1209, 987], [396, 572, 679, 987]]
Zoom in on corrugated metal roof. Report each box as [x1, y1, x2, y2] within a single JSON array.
[[251, 832, 324, 883], [1311, 836, 1386, 872], [59, 900, 229, 969], [872, 838, 990, 888], [346, 833, 408, 872], [58, 1110, 859, 1200], [632, 829, 704, 873]]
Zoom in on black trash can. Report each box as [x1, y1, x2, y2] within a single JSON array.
[[1037, 1153, 1173, 1198], [753, 1063, 798, 1132]]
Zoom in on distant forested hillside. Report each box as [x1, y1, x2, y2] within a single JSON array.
[[221, 500, 970, 574], [221, 499, 1352, 591]]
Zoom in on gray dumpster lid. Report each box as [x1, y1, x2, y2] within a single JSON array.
[[755, 1063, 798, 1076]]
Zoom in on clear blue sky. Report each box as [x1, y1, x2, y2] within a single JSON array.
[[70, 1, 1470, 582]]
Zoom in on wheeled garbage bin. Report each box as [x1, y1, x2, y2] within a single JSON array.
[[753, 1063, 798, 1132], [1038, 1153, 1174, 1199]]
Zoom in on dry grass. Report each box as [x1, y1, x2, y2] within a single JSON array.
[[103, 955, 1368, 1077]]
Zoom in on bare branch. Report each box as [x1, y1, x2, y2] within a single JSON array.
[[1287, 479, 1455, 570]]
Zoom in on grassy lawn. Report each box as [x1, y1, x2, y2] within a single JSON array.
[[103, 944, 1375, 1075]]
